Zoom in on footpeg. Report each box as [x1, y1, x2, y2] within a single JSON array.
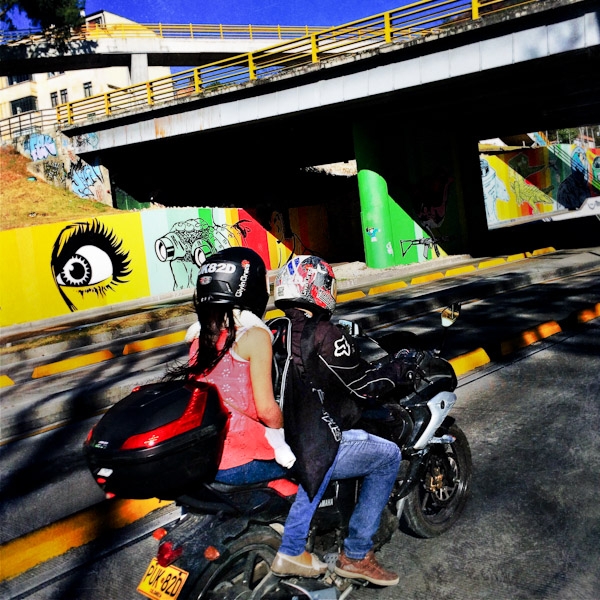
[[429, 434, 456, 444]]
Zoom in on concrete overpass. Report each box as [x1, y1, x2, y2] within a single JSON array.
[[59, 0, 600, 263], [0, 25, 324, 82]]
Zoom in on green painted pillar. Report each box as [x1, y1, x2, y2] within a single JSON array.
[[354, 122, 396, 268]]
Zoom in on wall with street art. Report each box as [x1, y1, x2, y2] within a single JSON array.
[[0, 205, 331, 327], [480, 144, 600, 229], [14, 131, 112, 205]]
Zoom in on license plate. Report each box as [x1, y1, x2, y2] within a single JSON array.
[[137, 558, 189, 600]]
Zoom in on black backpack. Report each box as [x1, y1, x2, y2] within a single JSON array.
[[267, 316, 341, 500]]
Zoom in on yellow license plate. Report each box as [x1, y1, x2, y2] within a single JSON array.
[[137, 558, 189, 600]]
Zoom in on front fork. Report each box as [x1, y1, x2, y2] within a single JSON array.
[[393, 417, 457, 517]]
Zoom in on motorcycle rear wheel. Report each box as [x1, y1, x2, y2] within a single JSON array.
[[189, 525, 281, 599], [401, 423, 472, 538]]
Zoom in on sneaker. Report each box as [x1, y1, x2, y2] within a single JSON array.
[[271, 551, 328, 578], [334, 550, 399, 586]]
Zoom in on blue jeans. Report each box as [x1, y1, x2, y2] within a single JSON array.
[[215, 459, 288, 484], [279, 430, 401, 559]]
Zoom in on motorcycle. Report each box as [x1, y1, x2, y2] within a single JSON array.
[[83, 305, 471, 600]]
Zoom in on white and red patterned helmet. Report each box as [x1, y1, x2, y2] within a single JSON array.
[[274, 255, 337, 315]]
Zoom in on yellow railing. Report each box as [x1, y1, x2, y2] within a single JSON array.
[[3, 0, 541, 129], [0, 23, 327, 44]]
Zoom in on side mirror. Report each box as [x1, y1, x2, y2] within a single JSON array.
[[337, 319, 363, 337], [441, 304, 461, 328]]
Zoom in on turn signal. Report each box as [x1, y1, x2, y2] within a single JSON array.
[[204, 546, 221, 561], [153, 528, 167, 540]]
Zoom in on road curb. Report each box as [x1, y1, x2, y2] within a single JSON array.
[[1, 301, 598, 584]]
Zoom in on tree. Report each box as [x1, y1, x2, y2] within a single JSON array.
[[0, 0, 84, 31]]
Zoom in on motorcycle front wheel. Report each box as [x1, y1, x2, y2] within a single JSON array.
[[401, 423, 472, 538], [189, 525, 281, 599]]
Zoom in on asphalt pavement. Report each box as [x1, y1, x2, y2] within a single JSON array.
[[1, 246, 600, 444]]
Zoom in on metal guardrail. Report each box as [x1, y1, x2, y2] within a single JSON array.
[[0, 23, 328, 45], [1, 0, 541, 133], [0, 109, 59, 140]]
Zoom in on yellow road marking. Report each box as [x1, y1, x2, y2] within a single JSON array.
[[507, 253, 527, 262], [532, 247, 556, 256], [123, 331, 186, 355], [501, 321, 562, 355], [368, 281, 408, 295], [577, 303, 600, 323], [32, 350, 115, 379], [478, 258, 505, 269], [445, 266, 476, 277], [0, 375, 14, 387], [338, 291, 367, 302], [410, 273, 444, 286], [449, 348, 490, 376], [0, 497, 171, 582]]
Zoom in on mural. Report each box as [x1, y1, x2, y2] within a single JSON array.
[[0, 204, 333, 327], [482, 145, 600, 228], [51, 219, 132, 312]]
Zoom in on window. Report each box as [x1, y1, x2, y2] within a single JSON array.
[[7, 74, 32, 86], [83, 82, 93, 97], [10, 96, 38, 115], [60, 89, 68, 104], [50, 91, 58, 107], [47, 71, 65, 78]]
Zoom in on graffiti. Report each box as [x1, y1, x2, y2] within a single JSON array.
[[269, 211, 312, 267], [155, 217, 252, 290], [43, 161, 67, 185], [400, 235, 449, 260], [508, 153, 553, 214], [555, 146, 593, 210], [480, 157, 510, 226], [414, 172, 454, 232], [366, 227, 379, 242], [73, 132, 100, 151], [51, 219, 132, 312], [26, 133, 57, 162], [70, 158, 104, 199]]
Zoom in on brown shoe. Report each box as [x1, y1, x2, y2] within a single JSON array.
[[271, 551, 328, 578], [334, 550, 399, 586]]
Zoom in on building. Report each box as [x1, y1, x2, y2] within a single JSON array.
[[0, 11, 171, 130]]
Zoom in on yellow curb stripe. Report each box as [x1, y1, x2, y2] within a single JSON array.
[[368, 281, 408, 295], [478, 258, 506, 269], [577, 303, 600, 323], [500, 321, 562, 355], [0, 498, 171, 582], [532, 247, 556, 256], [0, 375, 14, 387], [507, 253, 527, 262], [265, 309, 284, 319], [123, 331, 186, 355], [445, 266, 476, 277], [338, 291, 367, 302], [450, 348, 490, 376], [32, 350, 115, 379], [410, 272, 444, 286]]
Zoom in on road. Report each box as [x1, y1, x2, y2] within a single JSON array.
[[2, 270, 599, 600]]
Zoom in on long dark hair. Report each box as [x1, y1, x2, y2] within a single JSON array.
[[167, 299, 236, 380]]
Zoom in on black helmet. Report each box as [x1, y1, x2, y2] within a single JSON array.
[[196, 247, 269, 317]]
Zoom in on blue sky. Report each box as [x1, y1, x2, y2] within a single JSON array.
[[8, 1, 407, 29]]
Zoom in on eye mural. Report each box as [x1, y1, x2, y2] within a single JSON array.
[[51, 219, 132, 312]]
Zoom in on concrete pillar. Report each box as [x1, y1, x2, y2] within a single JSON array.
[[130, 53, 149, 84]]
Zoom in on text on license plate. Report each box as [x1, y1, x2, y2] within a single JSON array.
[[137, 558, 189, 600]]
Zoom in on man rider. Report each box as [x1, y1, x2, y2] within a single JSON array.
[[270, 255, 411, 586]]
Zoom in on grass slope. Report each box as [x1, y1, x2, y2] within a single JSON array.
[[0, 146, 121, 231]]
